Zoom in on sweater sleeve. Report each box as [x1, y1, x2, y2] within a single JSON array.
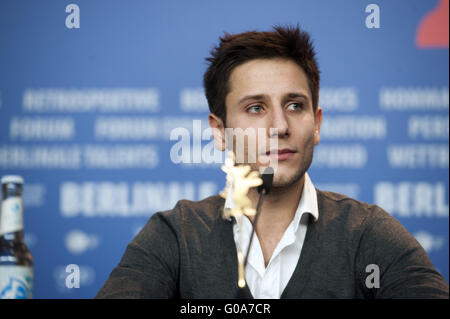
[[355, 206, 449, 299], [95, 212, 179, 299]]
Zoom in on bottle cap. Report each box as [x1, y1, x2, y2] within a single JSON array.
[[1, 175, 24, 185]]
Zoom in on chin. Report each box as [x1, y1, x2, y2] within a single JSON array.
[[271, 170, 304, 189]]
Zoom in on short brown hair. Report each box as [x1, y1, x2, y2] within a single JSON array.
[[203, 25, 320, 126]]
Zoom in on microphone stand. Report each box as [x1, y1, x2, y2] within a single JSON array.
[[237, 167, 273, 298], [243, 188, 265, 269]]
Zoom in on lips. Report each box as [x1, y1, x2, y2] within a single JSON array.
[[263, 148, 297, 161], [265, 148, 296, 155]]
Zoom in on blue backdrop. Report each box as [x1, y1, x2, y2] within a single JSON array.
[[0, 0, 448, 298]]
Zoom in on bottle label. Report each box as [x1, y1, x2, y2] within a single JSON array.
[[0, 197, 23, 235], [0, 266, 33, 299]]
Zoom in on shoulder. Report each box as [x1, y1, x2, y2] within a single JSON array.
[[315, 189, 421, 256], [315, 189, 392, 228], [314, 189, 409, 247], [133, 194, 226, 248], [153, 194, 226, 233]]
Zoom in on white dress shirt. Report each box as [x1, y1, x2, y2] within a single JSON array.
[[224, 172, 319, 299]]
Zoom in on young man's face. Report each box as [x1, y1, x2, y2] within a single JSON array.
[[209, 58, 322, 188]]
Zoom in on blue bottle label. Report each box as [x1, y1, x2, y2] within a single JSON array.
[[0, 266, 33, 299]]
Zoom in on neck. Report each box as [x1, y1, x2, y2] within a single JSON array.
[[247, 174, 305, 226], [1, 230, 24, 242]]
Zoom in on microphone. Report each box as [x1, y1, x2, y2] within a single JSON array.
[[257, 166, 274, 195]]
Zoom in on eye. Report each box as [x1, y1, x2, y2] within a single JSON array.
[[286, 102, 303, 111], [246, 105, 264, 113]]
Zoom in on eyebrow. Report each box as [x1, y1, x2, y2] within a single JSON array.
[[238, 92, 309, 105], [238, 94, 265, 105]]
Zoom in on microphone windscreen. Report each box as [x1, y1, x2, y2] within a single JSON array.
[[259, 167, 274, 194]]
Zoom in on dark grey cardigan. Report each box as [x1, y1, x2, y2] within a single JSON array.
[[96, 190, 449, 299]]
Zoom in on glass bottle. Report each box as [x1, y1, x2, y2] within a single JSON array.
[[0, 175, 33, 299]]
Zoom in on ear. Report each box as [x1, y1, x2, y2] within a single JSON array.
[[208, 113, 226, 151], [313, 106, 322, 145]]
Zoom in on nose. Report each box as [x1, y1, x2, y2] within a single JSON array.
[[269, 106, 289, 138]]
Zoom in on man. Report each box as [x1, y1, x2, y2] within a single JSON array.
[[96, 25, 449, 299]]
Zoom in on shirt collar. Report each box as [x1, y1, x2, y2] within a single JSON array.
[[223, 172, 319, 228]]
